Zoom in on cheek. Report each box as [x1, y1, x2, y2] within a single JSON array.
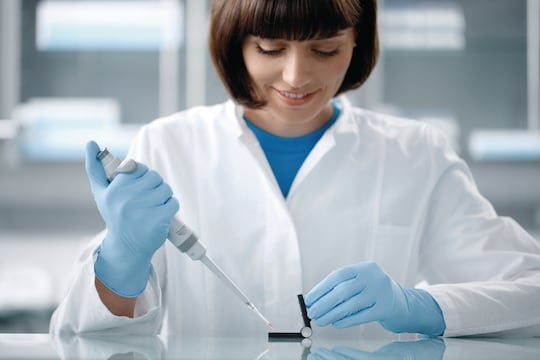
[[321, 65, 349, 86], [324, 57, 353, 85], [245, 60, 275, 87]]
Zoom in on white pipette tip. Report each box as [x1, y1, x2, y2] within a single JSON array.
[[248, 303, 273, 328]]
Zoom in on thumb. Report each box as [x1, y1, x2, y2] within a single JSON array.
[[85, 140, 109, 190]]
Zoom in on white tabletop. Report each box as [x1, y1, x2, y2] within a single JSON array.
[[1, 333, 540, 359]]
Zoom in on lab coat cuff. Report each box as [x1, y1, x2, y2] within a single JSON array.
[[134, 266, 161, 318], [91, 248, 162, 320], [421, 286, 462, 337]]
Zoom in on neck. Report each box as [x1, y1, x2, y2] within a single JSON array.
[[243, 103, 334, 137]]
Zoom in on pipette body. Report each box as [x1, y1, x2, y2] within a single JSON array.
[[96, 147, 272, 328]]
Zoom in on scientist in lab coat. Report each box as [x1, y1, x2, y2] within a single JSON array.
[[50, 0, 540, 338]]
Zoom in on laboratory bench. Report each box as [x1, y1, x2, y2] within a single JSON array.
[[1, 333, 540, 359]]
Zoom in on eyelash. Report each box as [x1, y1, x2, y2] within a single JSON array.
[[255, 45, 339, 58], [255, 45, 282, 56], [314, 49, 340, 57]]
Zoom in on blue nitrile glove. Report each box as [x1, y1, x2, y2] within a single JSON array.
[[304, 261, 446, 336], [85, 141, 179, 297]]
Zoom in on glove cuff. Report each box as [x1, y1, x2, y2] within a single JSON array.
[[94, 245, 152, 298], [403, 288, 446, 336]]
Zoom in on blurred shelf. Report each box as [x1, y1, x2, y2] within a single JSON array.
[[0, 310, 53, 334], [468, 161, 540, 206], [0, 162, 92, 207]]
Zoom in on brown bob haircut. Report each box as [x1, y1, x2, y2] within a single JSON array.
[[209, 0, 379, 108]]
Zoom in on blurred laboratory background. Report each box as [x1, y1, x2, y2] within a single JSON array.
[[0, 0, 539, 333]]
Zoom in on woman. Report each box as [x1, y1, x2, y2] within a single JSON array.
[[50, 0, 540, 338]]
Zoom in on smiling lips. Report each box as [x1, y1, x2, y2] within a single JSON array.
[[275, 88, 318, 106]]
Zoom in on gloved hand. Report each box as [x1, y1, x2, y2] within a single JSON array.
[[85, 140, 179, 298], [304, 261, 446, 336]]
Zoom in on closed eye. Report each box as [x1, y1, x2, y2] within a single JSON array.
[[313, 49, 340, 57], [256, 45, 283, 56]]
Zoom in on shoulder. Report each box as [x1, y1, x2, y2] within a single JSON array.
[[126, 100, 238, 163], [338, 96, 461, 171], [144, 100, 235, 134], [339, 97, 448, 151], [134, 100, 239, 147]]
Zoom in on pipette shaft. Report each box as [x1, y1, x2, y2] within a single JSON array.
[[97, 147, 271, 328], [199, 254, 271, 326], [167, 218, 271, 327]]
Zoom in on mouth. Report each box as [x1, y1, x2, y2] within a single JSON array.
[[279, 90, 311, 99], [274, 88, 318, 105]]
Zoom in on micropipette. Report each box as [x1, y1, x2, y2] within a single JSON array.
[[96, 147, 272, 328]]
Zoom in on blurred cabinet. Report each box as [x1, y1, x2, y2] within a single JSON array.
[[0, 0, 227, 234], [0, 0, 539, 233], [361, 0, 540, 229], [373, 0, 530, 150]]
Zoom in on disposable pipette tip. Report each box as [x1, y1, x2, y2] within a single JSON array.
[[248, 303, 273, 328]]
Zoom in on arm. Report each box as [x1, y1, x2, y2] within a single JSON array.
[[49, 244, 165, 336], [419, 160, 540, 336], [305, 125, 540, 337], [416, 128, 540, 337], [95, 278, 136, 318]]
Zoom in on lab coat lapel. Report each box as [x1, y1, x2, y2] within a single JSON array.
[[261, 192, 304, 331], [288, 127, 336, 197], [233, 104, 284, 201], [288, 96, 353, 198], [231, 103, 304, 331]]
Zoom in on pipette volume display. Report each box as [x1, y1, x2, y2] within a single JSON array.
[[96, 146, 272, 328]]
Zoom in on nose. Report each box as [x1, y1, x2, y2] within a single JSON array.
[[282, 50, 311, 89]]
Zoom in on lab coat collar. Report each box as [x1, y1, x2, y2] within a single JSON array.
[[226, 95, 354, 140], [227, 95, 358, 199]]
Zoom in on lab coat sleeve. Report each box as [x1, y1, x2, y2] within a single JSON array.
[[49, 232, 165, 336], [417, 127, 540, 337]]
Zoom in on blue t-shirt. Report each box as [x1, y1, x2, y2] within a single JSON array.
[[244, 101, 341, 198]]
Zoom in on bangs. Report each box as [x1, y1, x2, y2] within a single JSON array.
[[240, 0, 361, 40]]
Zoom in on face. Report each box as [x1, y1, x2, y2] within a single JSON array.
[[241, 27, 356, 137]]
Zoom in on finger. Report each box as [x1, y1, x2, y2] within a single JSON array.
[[141, 199, 179, 230], [125, 169, 163, 192], [305, 265, 358, 307], [85, 140, 109, 189], [331, 281, 384, 328], [137, 183, 175, 208], [156, 196, 180, 220], [308, 273, 369, 321], [331, 304, 379, 328], [313, 290, 373, 327]]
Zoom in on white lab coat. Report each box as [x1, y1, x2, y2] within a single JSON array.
[[50, 96, 540, 338]]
